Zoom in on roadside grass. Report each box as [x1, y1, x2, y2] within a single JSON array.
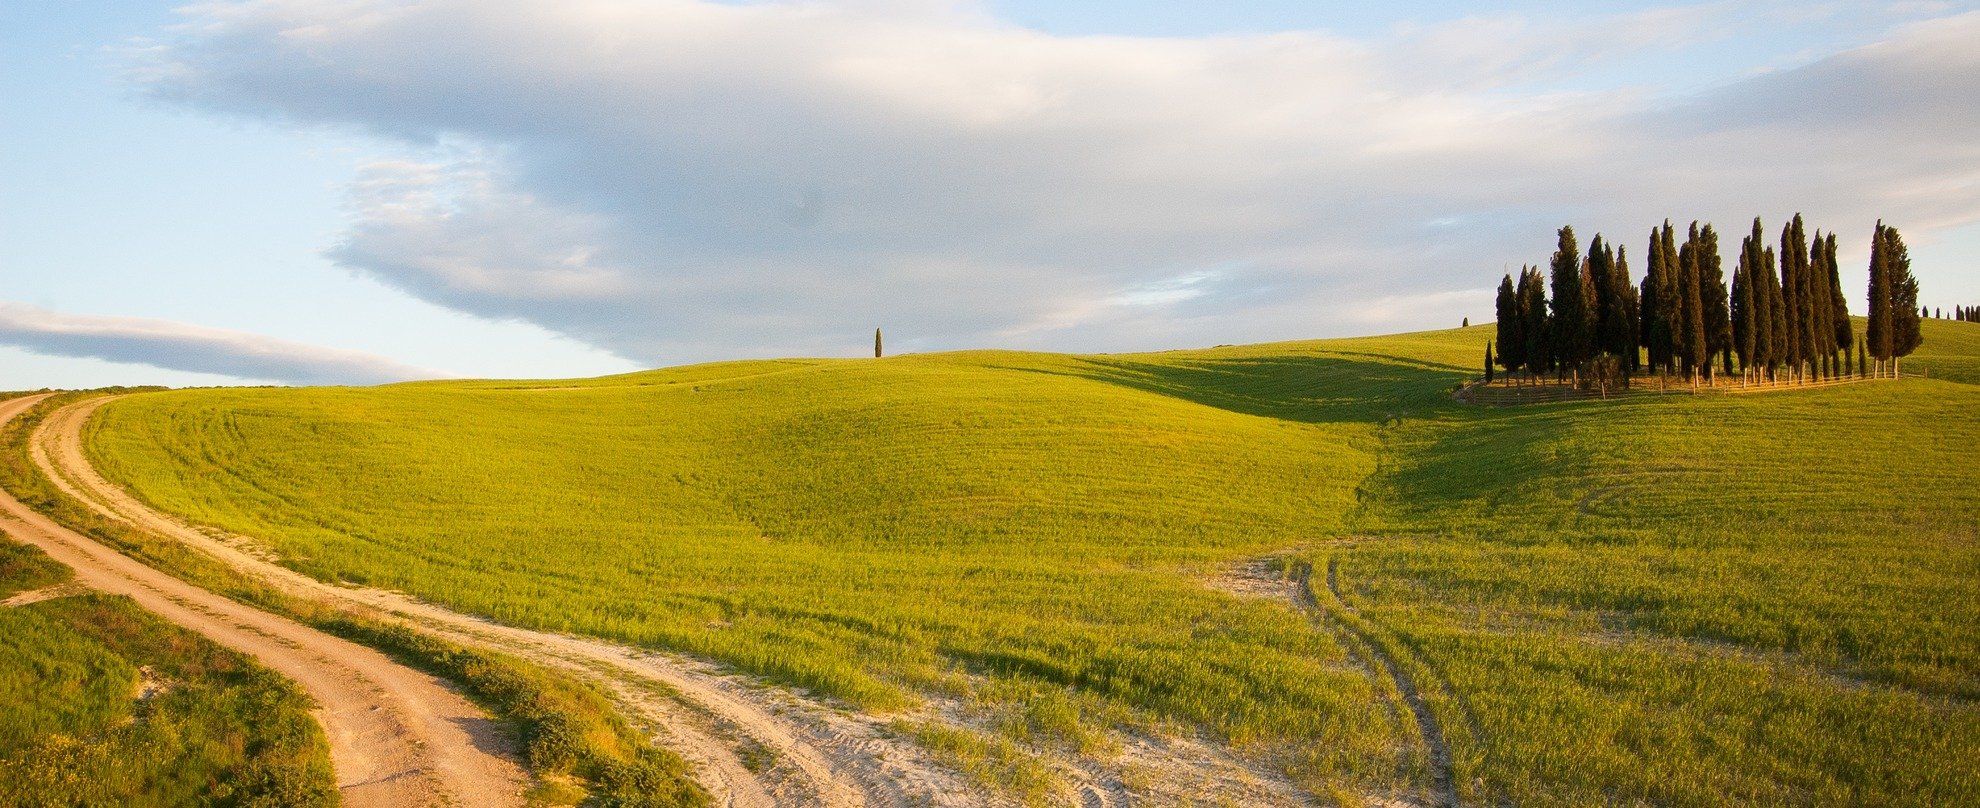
[[0, 535, 335, 807], [0, 393, 707, 807], [80, 318, 1980, 805]]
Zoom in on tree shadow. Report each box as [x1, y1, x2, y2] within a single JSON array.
[[999, 353, 1475, 425]]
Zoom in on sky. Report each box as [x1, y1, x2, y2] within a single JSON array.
[[3, 1, 1977, 388]]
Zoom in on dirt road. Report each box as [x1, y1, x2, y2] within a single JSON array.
[[0, 393, 528, 808], [39, 395, 985, 808]]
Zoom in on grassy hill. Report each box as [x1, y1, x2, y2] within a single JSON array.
[[83, 318, 1980, 806]]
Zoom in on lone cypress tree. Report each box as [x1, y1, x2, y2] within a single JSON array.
[[1888, 225, 1922, 372], [1495, 274, 1525, 375], [875, 328, 884, 358]]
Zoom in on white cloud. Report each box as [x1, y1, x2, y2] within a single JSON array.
[[0, 303, 443, 386], [125, 1, 1980, 362]]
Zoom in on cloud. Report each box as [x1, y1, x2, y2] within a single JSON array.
[[125, 1, 1980, 362], [0, 303, 443, 386]]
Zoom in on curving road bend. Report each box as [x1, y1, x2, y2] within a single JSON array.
[[0, 393, 528, 808], [40, 394, 948, 808]]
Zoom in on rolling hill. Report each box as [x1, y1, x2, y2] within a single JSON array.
[[78, 318, 1980, 807]]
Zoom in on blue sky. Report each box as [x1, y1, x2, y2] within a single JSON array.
[[3, 1, 1976, 387]]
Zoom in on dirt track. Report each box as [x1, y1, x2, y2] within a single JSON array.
[[0, 393, 529, 808], [40, 393, 1342, 808], [39, 395, 984, 808]]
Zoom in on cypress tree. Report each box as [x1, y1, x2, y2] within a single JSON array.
[[1679, 222, 1709, 379], [1640, 229, 1669, 374], [1582, 254, 1601, 361], [1589, 235, 1613, 351], [1780, 218, 1807, 375], [1663, 222, 1684, 376], [1677, 233, 1695, 377], [1889, 225, 1922, 370], [1549, 226, 1592, 378], [1731, 243, 1755, 373], [1495, 273, 1524, 374], [875, 328, 884, 358], [1868, 221, 1893, 368], [1519, 266, 1552, 377], [1699, 223, 1731, 378], [1763, 246, 1786, 380], [1612, 246, 1640, 371], [1485, 342, 1495, 383], [1807, 229, 1835, 376], [1743, 219, 1772, 377], [1800, 216, 1819, 369], [1825, 232, 1852, 365]]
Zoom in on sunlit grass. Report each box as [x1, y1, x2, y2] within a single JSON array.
[[83, 318, 1980, 805]]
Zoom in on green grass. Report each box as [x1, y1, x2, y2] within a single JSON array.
[[900, 719, 1060, 806], [81, 318, 1980, 806], [0, 393, 706, 808], [0, 536, 335, 807]]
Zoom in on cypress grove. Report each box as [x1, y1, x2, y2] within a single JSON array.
[[1487, 217, 1920, 391]]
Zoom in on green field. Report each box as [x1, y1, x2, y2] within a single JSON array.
[[0, 536, 334, 807], [82, 318, 1980, 806]]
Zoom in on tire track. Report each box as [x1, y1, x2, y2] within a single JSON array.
[[0, 394, 529, 808], [1298, 558, 1459, 808], [43, 395, 977, 808]]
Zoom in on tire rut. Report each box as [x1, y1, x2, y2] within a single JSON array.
[[1300, 558, 1460, 808]]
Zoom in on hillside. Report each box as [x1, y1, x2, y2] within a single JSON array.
[[81, 318, 1980, 807]]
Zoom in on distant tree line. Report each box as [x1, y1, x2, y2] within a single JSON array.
[[1942, 305, 1977, 322], [1492, 215, 1924, 387]]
